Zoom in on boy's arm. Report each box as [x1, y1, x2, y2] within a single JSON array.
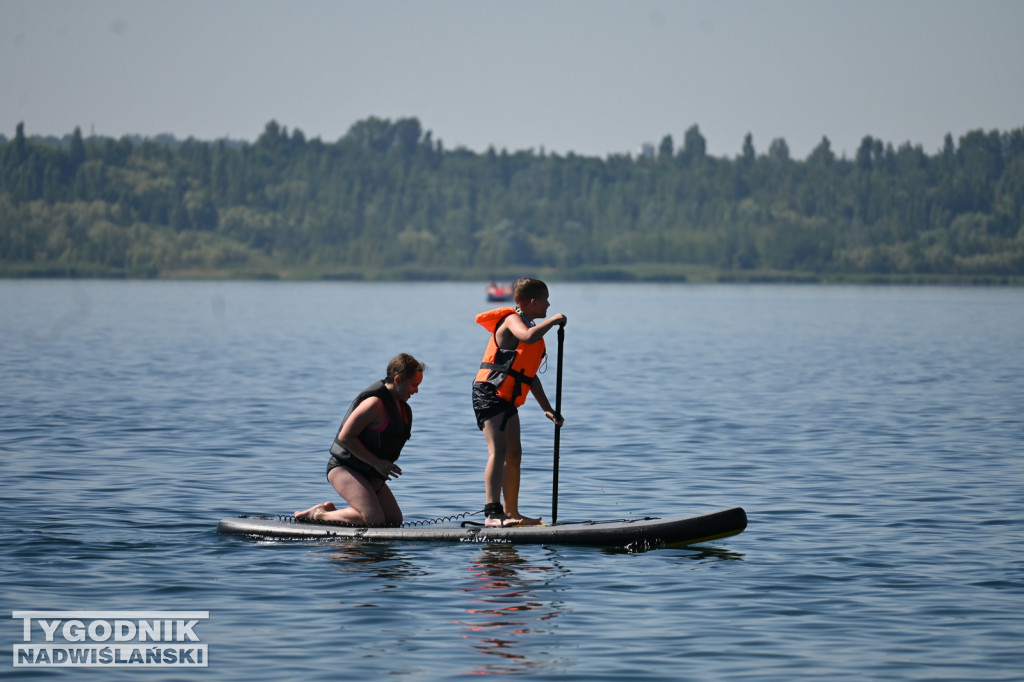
[[504, 313, 566, 345], [531, 377, 564, 426]]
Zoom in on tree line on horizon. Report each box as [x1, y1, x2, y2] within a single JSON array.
[[1, 117, 1023, 280]]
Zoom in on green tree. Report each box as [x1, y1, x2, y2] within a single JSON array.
[[658, 134, 674, 159], [681, 125, 706, 164]]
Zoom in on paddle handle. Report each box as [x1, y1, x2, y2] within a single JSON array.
[[552, 323, 564, 524]]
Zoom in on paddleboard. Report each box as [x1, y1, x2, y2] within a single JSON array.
[[217, 507, 746, 550]]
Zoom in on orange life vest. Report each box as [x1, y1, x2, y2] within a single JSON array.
[[474, 307, 546, 407]]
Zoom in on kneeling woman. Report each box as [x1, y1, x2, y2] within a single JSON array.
[[296, 353, 425, 526]]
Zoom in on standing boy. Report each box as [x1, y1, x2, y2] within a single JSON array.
[[472, 278, 566, 527]]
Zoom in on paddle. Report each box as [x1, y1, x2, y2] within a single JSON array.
[[552, 323, 564, 524]]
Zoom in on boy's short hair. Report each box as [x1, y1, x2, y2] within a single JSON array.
[[513, 278, 548, 303]]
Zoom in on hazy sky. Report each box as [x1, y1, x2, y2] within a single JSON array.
[[2, 0, 1022, 160]]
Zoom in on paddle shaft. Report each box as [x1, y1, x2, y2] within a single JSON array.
[[552, 324, 564, 524]]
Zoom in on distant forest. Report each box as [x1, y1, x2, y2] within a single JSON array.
[[2, 118, 1023, 282]]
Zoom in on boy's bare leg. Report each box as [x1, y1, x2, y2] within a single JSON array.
[[482, 415, 522, 526], [497, 416, 541, 525], [482, 416, 507, 507]]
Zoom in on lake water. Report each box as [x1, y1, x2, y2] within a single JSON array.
[[2, 280, 1022, 680]]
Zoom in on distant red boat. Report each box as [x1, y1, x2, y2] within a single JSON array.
[[486, 281, 514, 302]]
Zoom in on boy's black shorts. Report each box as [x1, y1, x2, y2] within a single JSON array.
[[472, 382, 517, 430]]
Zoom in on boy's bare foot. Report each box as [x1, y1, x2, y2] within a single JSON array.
[[295, 501, 336, 521], [482, 502, 522, 527], [505, 514, 542, 526], [485, 515, 524, 528]]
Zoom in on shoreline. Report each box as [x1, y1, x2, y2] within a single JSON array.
[[2, 263, 1022, 286]]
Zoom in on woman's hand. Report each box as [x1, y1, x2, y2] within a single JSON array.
[[375, 458, 402, 480]]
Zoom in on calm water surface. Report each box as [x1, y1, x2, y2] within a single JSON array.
[[2, 281, 1022, 680]]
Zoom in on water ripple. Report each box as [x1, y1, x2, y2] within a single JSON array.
[[2, 281, 1023, 680]]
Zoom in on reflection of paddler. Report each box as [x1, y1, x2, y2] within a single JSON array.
[[295, 353, 425, 526], [459, 546, 566, 675], [472, 278, 566, 528]]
